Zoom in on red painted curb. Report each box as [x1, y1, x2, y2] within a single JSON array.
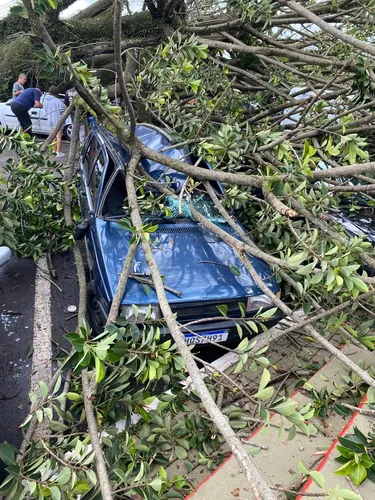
[[185, 345, 347, 499], [296, 394, 368, 499]]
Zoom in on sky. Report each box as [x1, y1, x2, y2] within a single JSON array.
[[0, 0, 143, 19]]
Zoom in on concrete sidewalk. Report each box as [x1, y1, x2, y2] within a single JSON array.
[[187, 344, 375, 500]]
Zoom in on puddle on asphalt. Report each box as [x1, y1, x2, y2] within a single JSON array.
[[0, 309, 31, 390]]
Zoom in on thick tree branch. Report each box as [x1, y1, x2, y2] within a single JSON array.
[[113, 0, 136, 133], [127, 151, 277, 500], [283, 0, 375, 58], [313, 161, 375, 180]]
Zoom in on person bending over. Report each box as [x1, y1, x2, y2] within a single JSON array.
[[10, 87, 43, 135]]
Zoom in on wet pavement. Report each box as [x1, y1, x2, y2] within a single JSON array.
[[0, 251, 79, 446], [0, 258, 35, 448]]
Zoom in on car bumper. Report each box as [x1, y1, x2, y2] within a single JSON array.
[[158, 310, 282, 345]]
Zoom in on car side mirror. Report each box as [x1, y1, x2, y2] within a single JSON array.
[[75, 220, 90, 240]]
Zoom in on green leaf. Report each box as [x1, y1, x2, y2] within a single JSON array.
[[49, 420, 68, 432], [286, 411, 305, 425], [0, 443, 16, 466], [338, 436, 365, 453], [230, 265, 241, 276], [335, 460, 352, 476], [216, 304, 228, 316], [50, 486, 61, 500], [78, 350, 91, 368], [230, 420, 247, 429], [237, 337, 249, 351], [86, 470, 97, 486], [39, 380, 48, 399], [71, 481, 90, 495], [349, 463, 367, 486], [337, 490, 362, 500], [351, 277, 368, 293], [27, 482, 37, 495], [336, 445, 354, 459], [235, 323, 243, 339], [113, 469, 128, 483], [297, 461, 310, 475], [149, 478, 163, 492], [296, 262, 315, 276], [53, 375, 62, 394], [67, 392, 82, 401], [253, 386, 274, 401], [272, 399, 296, 417], [246, 320, 258, 333], [367, 387, 375, 404], [56, 467, 71, 485], [94, 344, 109, 360], [95, 356, 106, 384], [259, 307, 277, 319], [175, 446, 188, 459], [259, 368, 271, 391], [288, 425, 297, 441], [309, 470, 324, 489], [149, 364, 157, 380]]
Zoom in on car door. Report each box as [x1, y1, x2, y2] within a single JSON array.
[[29, 94, 45, 134], [3, 100, 19, 131], [80, 134, 108, 269]]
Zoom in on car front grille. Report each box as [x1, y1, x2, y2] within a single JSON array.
[[170, 299, 245, 322], [155, 226, 203, 234]]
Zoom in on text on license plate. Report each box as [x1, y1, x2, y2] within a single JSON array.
[[184, 330, 229, 345]]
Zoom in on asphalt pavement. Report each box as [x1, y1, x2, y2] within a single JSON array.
[[0, 140, 77, 480]]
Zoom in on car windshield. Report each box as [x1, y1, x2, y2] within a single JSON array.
[[102, 176, 224, 224]]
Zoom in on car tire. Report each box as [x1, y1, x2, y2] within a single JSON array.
[[87, 281, 107, 336], [63, 124, 72, 140]]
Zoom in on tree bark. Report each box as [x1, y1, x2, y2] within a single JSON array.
[[283, 0, 375, 58], [72, 0, 113, 20], [127, 150, 277, 500]]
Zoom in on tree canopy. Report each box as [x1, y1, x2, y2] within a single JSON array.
[[1, 0, 375, 499]]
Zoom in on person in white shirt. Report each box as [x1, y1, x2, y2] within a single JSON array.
[[44, 86, 65, 158]]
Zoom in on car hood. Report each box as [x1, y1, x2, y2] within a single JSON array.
[[95, 219, 279, 305], [329, 206, 375, 244]]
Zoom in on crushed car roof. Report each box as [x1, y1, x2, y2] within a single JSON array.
[[98, 123, 190, 192]]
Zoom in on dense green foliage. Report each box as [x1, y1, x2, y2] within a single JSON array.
[[0, 130, 75, 258], [2, 0, 375, 498]]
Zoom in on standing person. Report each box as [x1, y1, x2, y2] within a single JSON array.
[[10, 87, 43, 135], [64, 86, 85, 144], [44, 86, 65, 158], [64, 86, 77, 108], [12, 74, 27, 98]]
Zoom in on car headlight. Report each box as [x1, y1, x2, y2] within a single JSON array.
[[120, 304, 161, 323], [246, 294, 274, 312]]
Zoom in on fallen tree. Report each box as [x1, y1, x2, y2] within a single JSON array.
[[1, 0, 375, 499]]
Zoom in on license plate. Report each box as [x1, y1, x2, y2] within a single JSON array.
[[184, 330, 229, 345]]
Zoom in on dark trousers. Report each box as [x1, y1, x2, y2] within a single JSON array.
[[10, 101, 32, 134]]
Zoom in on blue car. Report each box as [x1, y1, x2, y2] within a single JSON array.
[[77, 123, 281, 344]]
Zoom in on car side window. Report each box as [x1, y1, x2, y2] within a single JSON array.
[[101, 170, 127, 217], [88, 150, 108, 206], [83, 136, 100, 180]]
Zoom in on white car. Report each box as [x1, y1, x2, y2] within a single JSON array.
[[0, 93, 72, 138], [0, 247, 11, 267]]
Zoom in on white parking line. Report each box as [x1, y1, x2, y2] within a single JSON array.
[[31, 256, 52, 395]]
